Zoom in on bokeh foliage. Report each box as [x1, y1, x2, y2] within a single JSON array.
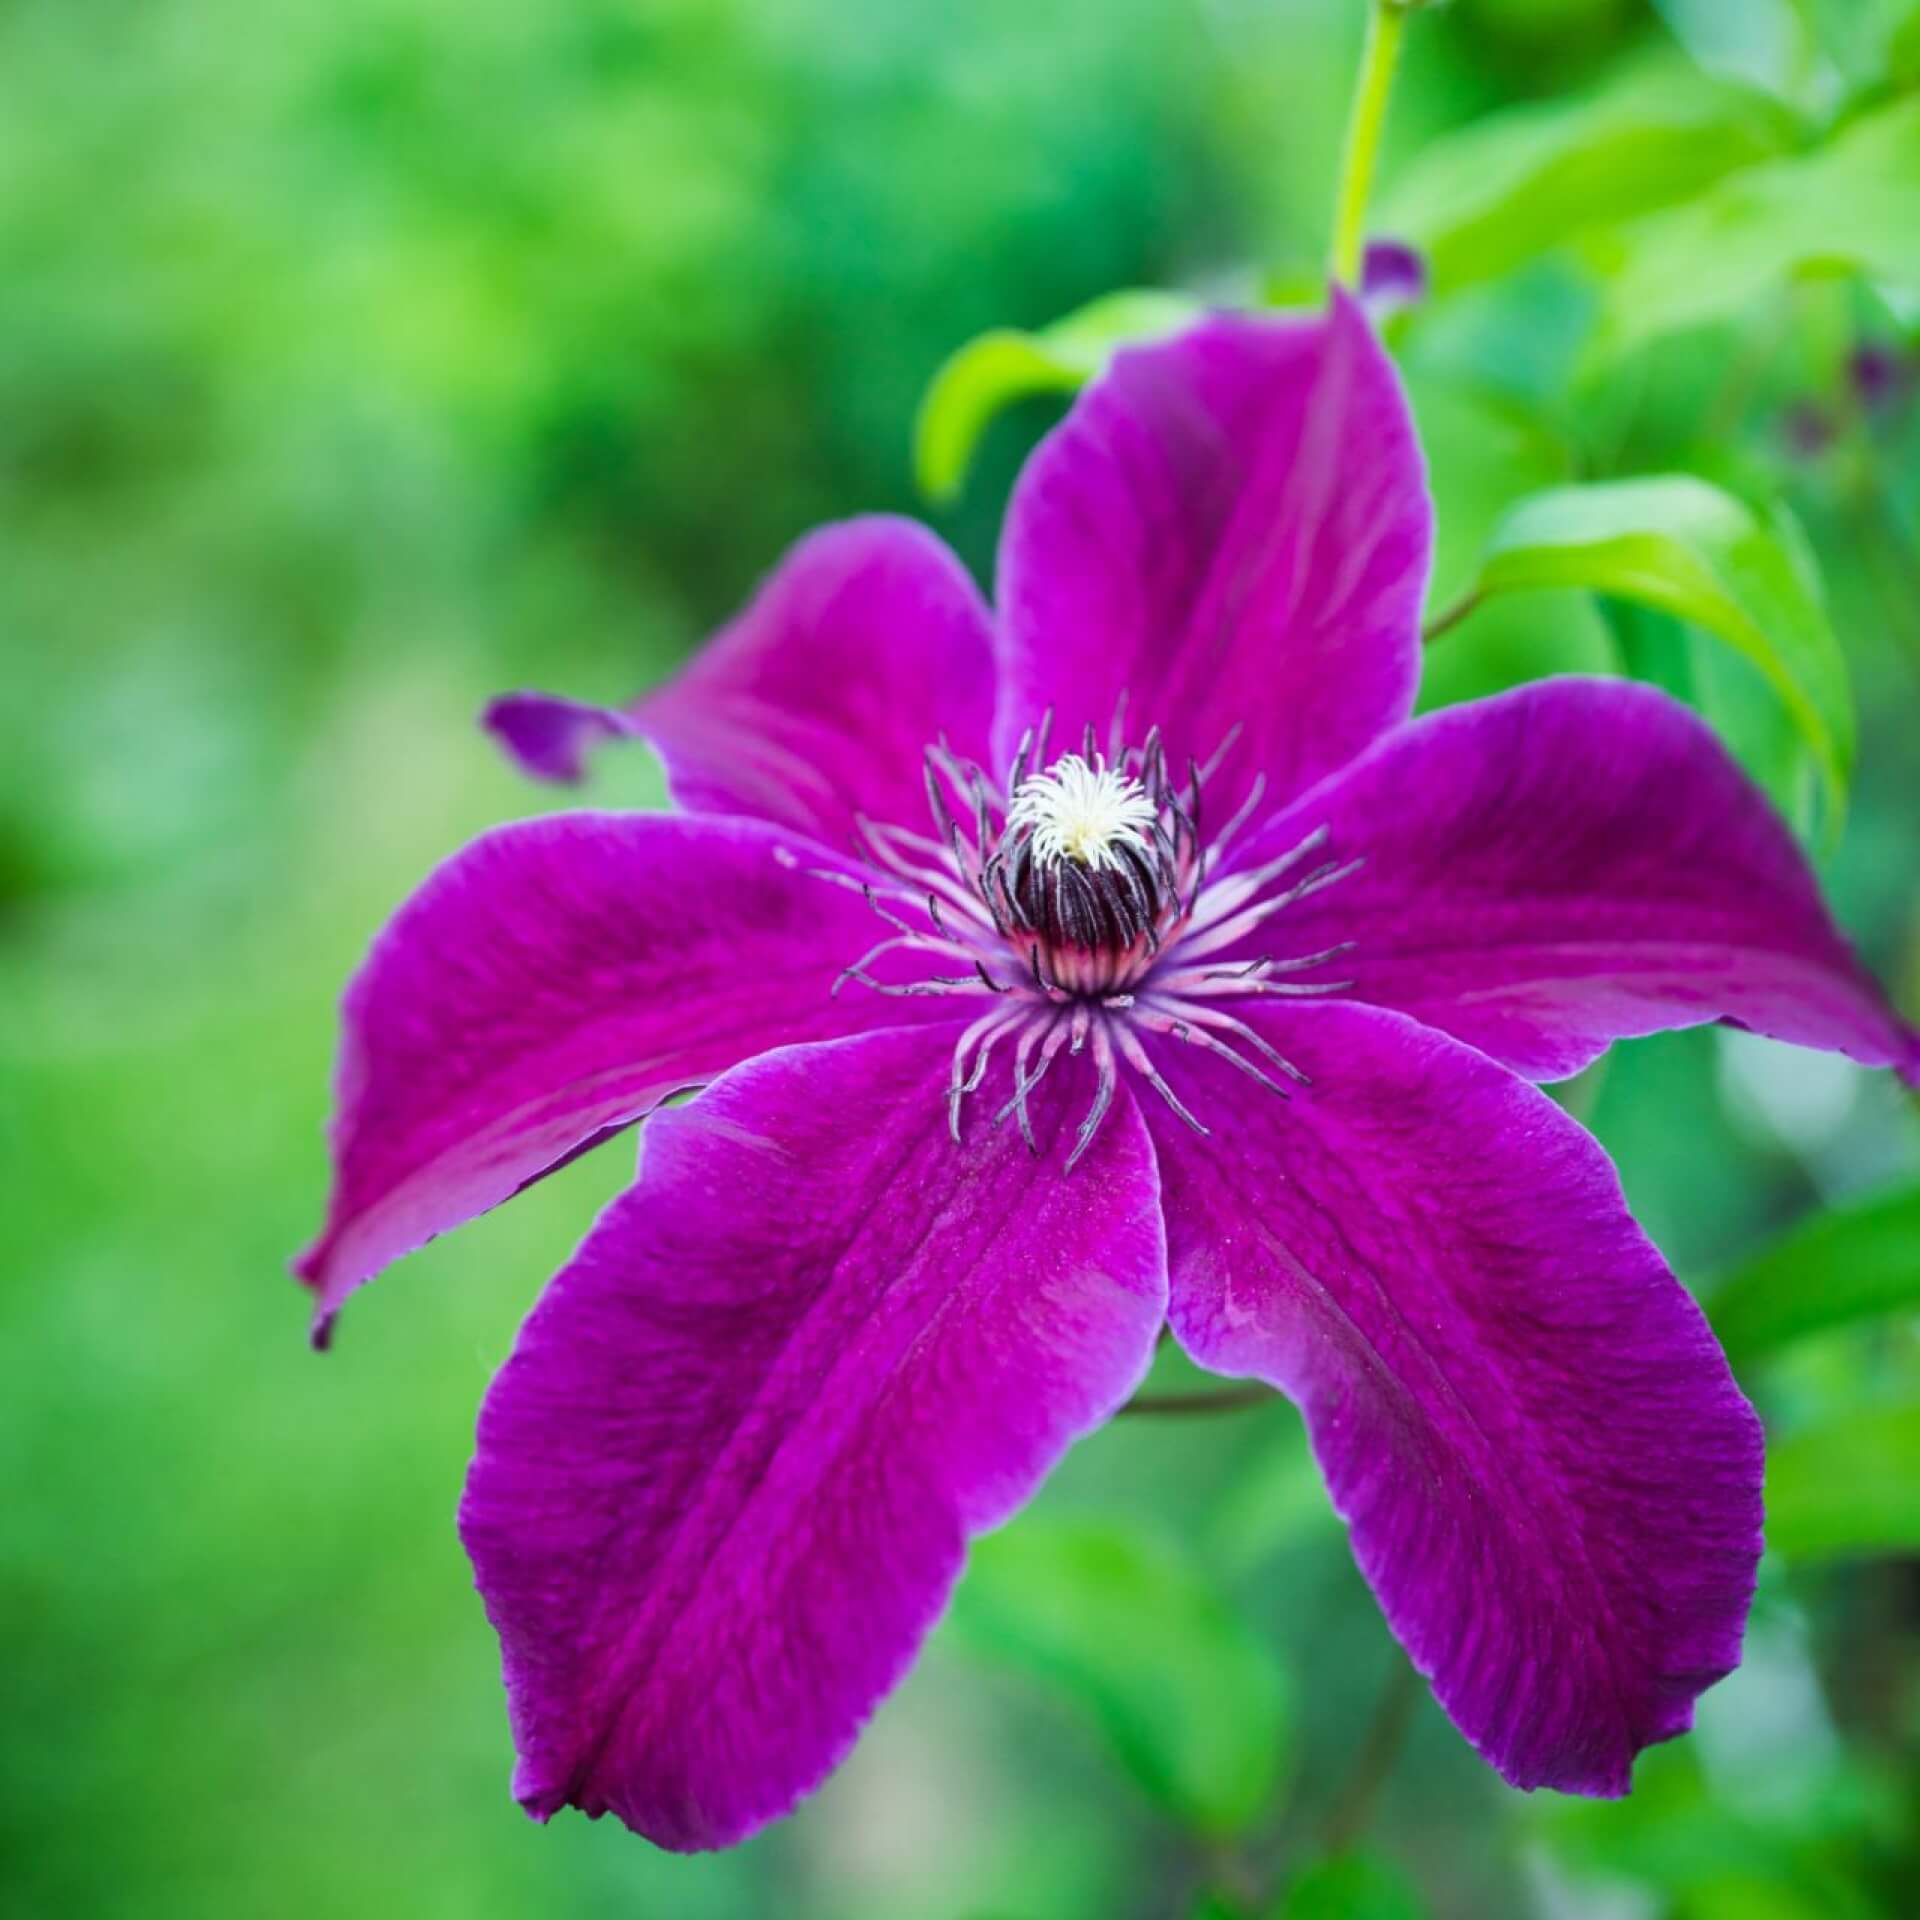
[[3, 2, 1918, 1917]]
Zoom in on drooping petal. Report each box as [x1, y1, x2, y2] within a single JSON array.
[[459, 1026, 1166, 1850], [1216, 678, 1918, 1083], [1144, 999, 1763, 1797], [491, 518, 998, 844], [295, 812, 941, 1340], [994, 293, 1431, 812]]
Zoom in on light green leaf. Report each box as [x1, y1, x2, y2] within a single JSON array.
[[1278, 1855, 1428, 1920], [1379, 56, 1796, 298], [1591, 96, 1920, 358], [1766, 1404, 1920, 1560], [950, 1515, 1291, 1837], [913, 289, 1203, 504], [1466, 476, 1852, 841], [1710, 1183, 1920, 1364]]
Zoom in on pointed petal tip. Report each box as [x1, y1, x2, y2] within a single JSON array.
[[287, 1236, 339, 1349]]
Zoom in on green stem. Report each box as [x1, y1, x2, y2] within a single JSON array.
[[1117, 1384, 1277, 1418], [1320, 1655, 1422, 1852], [1421, 588, 1482, 644], [1329, 2, 1412, 286]]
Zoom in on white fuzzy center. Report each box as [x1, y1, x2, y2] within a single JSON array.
[[1007, 754, 1157, 871]]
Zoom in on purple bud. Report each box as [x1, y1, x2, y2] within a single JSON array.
[[1849, 343, 1911, 415], [1361, 239, 1428, 320]]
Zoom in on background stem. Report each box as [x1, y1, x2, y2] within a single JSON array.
[[1320, 1655, 1423, 1852], [1328, 2, 1410, 285]]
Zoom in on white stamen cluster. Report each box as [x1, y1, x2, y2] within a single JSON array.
[[1006, 754, 1158, 872]]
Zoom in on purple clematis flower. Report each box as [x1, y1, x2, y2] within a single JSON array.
[[298, 294, 1919, 1852]]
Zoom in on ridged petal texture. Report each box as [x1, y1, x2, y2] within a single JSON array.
[[1147, 1001, 1764, 1795], [459, 1027, 1167, 1849]]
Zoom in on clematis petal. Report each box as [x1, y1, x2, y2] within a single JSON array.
[[458, 1026, 1167, 1851], [994, 293, 1431, 812], [295, 812, 939, 1341], [1144, 1000, 1763, 1797], [489, 517, 997, 845], [1223, 678, 1918, 1083]]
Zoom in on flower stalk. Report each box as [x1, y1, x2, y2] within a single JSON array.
[[1328, 1, 1420, 286]]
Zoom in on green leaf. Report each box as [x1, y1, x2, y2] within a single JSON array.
[[1466, 476, 1852, 842], [1278, 1855, 1428, 1920], [1591, 96, 1920, 359], [912, 289, 1203, 504], [1895, 4, 1920, 85], [1378, 56, 1796, 298], [1766, 1404, 1920, 1560], [950, 1515, 1291, 1837], [1710, 1182, 1920, 1365]]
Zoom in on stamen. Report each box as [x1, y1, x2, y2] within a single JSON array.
[[1065, 1019, 1119, 1172], [1174, 855, 1365, 963], [1113, 1023, 1209, 1138]]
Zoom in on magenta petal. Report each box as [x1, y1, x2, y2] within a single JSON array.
[[1146, 1001, 1763, 1796], [994, 293, 1431, 810], [1226, 678, 1918, 1083], [627, 515, 996, 844], [458, 1027, 1167, 1850], [295, 812, 937, 1338]]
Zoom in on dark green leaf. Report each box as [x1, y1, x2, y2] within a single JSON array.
[[1590, 96, 1920, 358], [1766, 1404, 1920, 1560], [1379, 56, 1795, 298], [1467, 476, 1852, 841], [1710, 1182, 1920, 1364], [1278, 1854, 1428, 1920], [950, 1515, 1291, 1836], [912, 289, 1203, 504]]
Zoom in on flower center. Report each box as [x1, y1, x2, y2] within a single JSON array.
[[987, 748, 1193, 994], [832, 712, 1361, 1168], [1005, 756, 1156, 870]]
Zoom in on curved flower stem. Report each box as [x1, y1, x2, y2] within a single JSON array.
[[1320, 1653, 1423, 1852], [1117, 1383, 1278, 1417], [1328, 1, 1413, 286], [1421, 588, 1483, 645]]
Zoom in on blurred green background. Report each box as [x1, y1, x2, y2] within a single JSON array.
[[4, 1, 1919, 1915]]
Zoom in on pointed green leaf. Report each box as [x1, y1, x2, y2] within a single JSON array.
[[1467, 476, 1852, 842], [913, 289, 1203, 504], [950, 1515, 1291, 1837], [1379, 56, 1796, 298], [1710, 1182, 1920, 1365], [1591, 96, 1920, 358], [1766, 1404, 1920, 1561]]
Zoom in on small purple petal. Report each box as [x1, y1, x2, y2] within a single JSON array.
[[483, 693, 633, 785], [1222, 677, 1917, 1084], [994, 293, 1431, 813], [627, 515, 996, 844], [294, 812, 951, 1339], [459, 1026, 1167, 1850], [1360, 239, 1428, 318], [1146, 1000, 1764, 1796]]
